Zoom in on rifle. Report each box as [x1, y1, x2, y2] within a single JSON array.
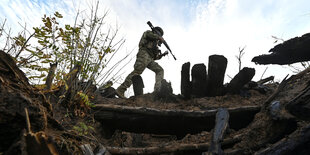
[[147, 21, 177, 60]]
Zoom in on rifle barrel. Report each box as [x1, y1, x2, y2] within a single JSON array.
[[147, 21, 177, 60]]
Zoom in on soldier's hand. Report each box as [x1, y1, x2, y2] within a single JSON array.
[[159, 36, 165, 42], [163, 51, 168, 56]]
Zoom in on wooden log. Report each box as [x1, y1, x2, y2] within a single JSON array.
[[93, 104, 260, 137], [207, 55, 227, 97], [45, 63, 57, 90], [286, 85, 310, 121], [181, 62, 191, 99], [191, 63, 207, 98], [255, 124, 310, 155], [226, 67, 255, 94], [262, 75, 289, 111], [106, 136, 241, 155], [252, 33, 310, 65], [257, 76, 274, 85], [207, 108, 229, 155], [132, 75, 144, 96]]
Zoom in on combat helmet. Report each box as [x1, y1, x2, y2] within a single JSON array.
[[154, 26, 164, 36]]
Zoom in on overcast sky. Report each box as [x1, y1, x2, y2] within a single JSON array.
[[1, 0, 310, 95]]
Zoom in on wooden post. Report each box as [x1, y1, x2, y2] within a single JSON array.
[[132, 75, 144, 96], [207, 55, 227, 97], [191, 63, 207, 98], [206, 108, 229, 155], [181, 62, 191, 99], [226, 67, 255, 94], [45, 63, 57, 90]]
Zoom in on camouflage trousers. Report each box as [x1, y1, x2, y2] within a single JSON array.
[[118, 49, 164, 92]]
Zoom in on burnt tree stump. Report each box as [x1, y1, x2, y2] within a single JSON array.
[[227, 67, 255, 94], [181, 62, 191, 99], [191, 64, 207, 98], [207, 55, 227, 97], [132, 75, 144, 96]]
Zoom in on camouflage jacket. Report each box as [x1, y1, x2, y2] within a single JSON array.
[[138, 30, 161, 58]]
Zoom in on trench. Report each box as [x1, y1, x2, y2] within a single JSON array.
[[95, 105, 261, 139]]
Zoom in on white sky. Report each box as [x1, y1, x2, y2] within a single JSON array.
[[1, 0, 310, 96]]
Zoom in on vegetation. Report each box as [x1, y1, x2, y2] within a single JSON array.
[[235, 46, 246, 72], [0, 2, 130, 113]]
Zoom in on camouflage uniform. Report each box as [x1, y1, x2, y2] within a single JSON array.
[[117, 30, 164, 96]]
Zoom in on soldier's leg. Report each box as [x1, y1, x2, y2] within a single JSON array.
[[147, 61, 164, 91], [117, 50, 152, 96]]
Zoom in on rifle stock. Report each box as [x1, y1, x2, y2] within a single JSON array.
[[147, 21, 177, 60]]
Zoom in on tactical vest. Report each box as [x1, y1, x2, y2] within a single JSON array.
[[138, 30, 160, 58]]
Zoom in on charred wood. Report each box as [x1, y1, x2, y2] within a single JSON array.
[[207, 55, 227, 97], [132, 75, 144, 96], [257, 76, 274, 85], [207, 108, 229, 155], [181, 62, 191, 99], [255, 124, 310, 155], [252, 33, 310, 65], [262, 75, 289, 111], [94, 104, 260, 137], [286, 85, 310, 121], [226, 67, 255, 94], [191, 63, 207, 98]]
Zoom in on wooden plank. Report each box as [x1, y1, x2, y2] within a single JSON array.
[[207, 108, 229, 155], [93, 104, 260, 137]]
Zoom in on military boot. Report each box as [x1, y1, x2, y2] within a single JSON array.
[[115, 86, 126, 99]]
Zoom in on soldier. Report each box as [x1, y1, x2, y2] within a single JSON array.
[[116, 26, 167, 98]]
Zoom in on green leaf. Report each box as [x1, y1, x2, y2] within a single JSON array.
[[54, 12, 63, 18]]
